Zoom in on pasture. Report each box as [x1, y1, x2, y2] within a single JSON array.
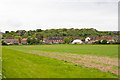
[[2, 44, 118, 78]]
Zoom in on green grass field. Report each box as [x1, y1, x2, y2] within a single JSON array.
[[2, 44, 118, 78]]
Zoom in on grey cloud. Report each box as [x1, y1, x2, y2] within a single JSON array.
[[0, 0, 118, 32]]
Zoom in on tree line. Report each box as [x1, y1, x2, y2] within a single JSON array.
[[1, 28, 118, 45]]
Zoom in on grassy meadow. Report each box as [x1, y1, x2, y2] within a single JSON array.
[[2, 44, 118, 78]]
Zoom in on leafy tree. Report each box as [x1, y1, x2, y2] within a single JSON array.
[[62, 41, 65, 44], [32, 34, 36, 38], [6, 34, 13, 39], [36, 33, 43, 41], [22, 32, 28, 38], [36, 29, 42, 32], [43, 34, 47, 38], [2, 28, 117, 42], [97, 40, 101, 44], [5, 31, 9, 34], [16, 30, 26, 36], [31, 38, 37, 44], [63, 38, 70, 44], [81, 37, 85, 42], [39, 40, 43, 44], [63, 32, 67, 36], [15, 36, 22, 43], [27, 36, 31, 44], [69, 37, 73, 43], [1, 40, 7, 45], [62, 28, 67, 32], [101, 39, 107, 44]]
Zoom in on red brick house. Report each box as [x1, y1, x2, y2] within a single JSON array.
[[21, 38, 27, 45], [43, 37, 64, 44], [101, 36, 112, 40], [43, 37, 81, 44], [21, 38, 37, 44], [3, 39, 19, 45]]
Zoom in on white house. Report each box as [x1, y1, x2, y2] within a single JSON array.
[[72, 39, 83, 44], [85, 37, 91, 42]]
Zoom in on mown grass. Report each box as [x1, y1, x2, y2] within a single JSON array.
[[4, 44, 118, 58], [2, 47, 117, 78]]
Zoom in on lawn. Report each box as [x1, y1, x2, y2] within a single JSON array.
[[4, 44, 118, 58], [2, 44, 118, 78]]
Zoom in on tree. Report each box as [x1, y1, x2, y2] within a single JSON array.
[[5, 31, 9, 34], [63, 38, 70, 44], [69, 37, 73, 43], [6, 34, 13, 39], [36, 29, 42, 32], [31, 38, 37, 44], [27, 36, 31, 44], [15, 36, 22, 43], [36, 33, 43, 41], [62, 32, 67, 36], [62, 41, 65, 44], [39, 40, 43, 44], [2, 28, 116, 41], [101, 39, 107, 44], [32, 34, 36, 38], [43, 34, 47, 38], [62, 28, 67, 32], [97, 40, 101, 44], [1, 40, 7, 45], [16, 30, 26, 36], [81, 37, 85, 42]]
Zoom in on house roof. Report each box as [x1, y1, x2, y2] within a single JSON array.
[[4, 39, 19, 41], [44, 37, 65, 40], [3, 39, 19, 43], [22, 38, 27, 40]]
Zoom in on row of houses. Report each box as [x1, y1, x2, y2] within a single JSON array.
[[43, 37, 80, 44], [2, 38, 27, 45], [43, 36, 120, 44], [2, 36, 120, 45]]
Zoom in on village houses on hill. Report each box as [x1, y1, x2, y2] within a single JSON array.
[[2, 36, 119, 45]]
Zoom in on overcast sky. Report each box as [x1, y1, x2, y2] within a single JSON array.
[[0, 0, 119, 32]]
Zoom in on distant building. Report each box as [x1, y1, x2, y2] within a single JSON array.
[[43, 37, 64, 44], [101, 36, 112, 40], [85, 37, 91, 42], [3, 39, 19, 45], [43, 36, 120, 44], [21, 38, 27, 45], [72, 39, 83, 44]]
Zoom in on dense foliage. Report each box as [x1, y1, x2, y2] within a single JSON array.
[[101, 39, 108, 44], [1, 40, 7, 45], [2, 28, 118, 40]]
